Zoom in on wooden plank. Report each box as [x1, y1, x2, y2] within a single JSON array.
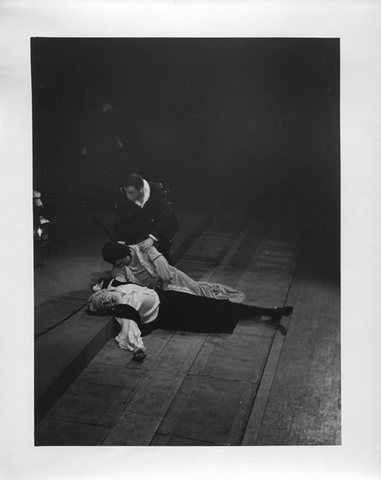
[[43, 378, 140, 427], [35, 297, 88, 337], [154, 370, 261, 447], [198, 231, 250, 283], [35, 418, 109, 446], [34, 254, 107, 299], [189, 323, 275, 382], [175, 213, 248, 280], [231, 228, 298, 444], [156, 375, 248, 445], [35, 312, 115, 423], [155, 323, 277, 446], [92, 329, 175, 366], [242, 271, 311, 445], [252, 266, 340, 445], [35, 312, 113, 395], [197, 218, 264, 286], [241, 319, 292, 445], [151, 433, 216, 446], [286, 281, 340, 445], [226, 379, 260, 446], [35, 331, 177, 444], [235, 233, 297, 305], [101, 332, 207, 445]]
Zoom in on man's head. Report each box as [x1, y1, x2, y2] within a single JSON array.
[[122, 173, 144, 202], [102, 241, 132, 266]]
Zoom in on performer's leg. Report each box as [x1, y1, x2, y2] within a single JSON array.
[[157, 290, 293, 332], [157, 291, 238, 333], [226, 302, 293, 320]]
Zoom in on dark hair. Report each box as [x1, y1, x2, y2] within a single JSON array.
[[102, 242, 132, 264], [123, 173, 144, 190]]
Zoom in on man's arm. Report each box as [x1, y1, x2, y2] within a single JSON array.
[[146, 246, 173, 282]]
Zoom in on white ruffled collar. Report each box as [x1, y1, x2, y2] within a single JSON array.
[[135, 179, 150, 208]]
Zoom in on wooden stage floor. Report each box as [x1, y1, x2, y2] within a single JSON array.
[[35, 205, 340, 446]]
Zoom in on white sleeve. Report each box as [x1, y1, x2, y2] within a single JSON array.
[[152, 255, 174, 282], [114, 317, 146, 353]]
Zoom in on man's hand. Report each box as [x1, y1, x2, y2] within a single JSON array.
[[133, 348, 147, 361], [140, 237, 155, 251]]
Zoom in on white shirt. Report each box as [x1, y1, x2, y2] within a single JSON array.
[[114, 283, 160, 323], [111, 283, 160, 354]]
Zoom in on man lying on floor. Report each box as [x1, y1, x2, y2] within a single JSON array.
[[95, 240, 246, 303], [88, 283, 293, 361]]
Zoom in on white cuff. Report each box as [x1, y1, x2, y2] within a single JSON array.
[[115, 318, 145, 352]]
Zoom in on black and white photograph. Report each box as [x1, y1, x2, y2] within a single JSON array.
[[1, 1, 380, 479], [32, 36, 340, 447]]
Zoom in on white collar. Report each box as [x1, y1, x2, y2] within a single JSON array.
[[135, 179, 150, 208]]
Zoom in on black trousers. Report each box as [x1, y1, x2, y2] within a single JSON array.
[[150, 290, 275, 334]]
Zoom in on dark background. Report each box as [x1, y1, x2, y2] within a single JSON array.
[[31, 37, 340, 263]]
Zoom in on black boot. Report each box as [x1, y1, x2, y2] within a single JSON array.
[[228, 303, 293, 320], [270, 306, 293, 321]]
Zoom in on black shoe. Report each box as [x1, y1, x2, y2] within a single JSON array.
[[272, 306, 293, 321]]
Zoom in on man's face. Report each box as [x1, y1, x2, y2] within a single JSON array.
[[124, 186, 142, 203], [114, 254, 131, 268]]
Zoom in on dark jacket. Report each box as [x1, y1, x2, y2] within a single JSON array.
[[114, 181, 178, 246]]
